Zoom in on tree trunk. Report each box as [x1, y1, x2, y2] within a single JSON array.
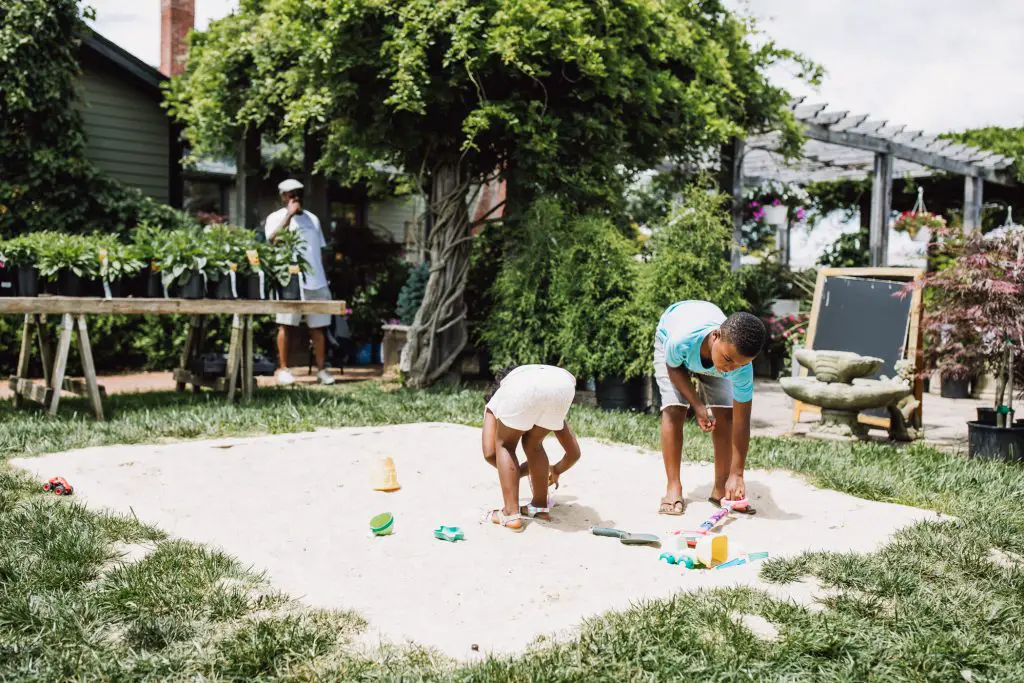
[[400, 162, 473, 387]]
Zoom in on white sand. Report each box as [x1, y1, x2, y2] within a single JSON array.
[[12, 423, 941, 659]]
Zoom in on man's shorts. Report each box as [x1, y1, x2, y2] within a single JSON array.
[[276, 286, 332, 329], [486, 366, 576, 432], [653, 336, 732, 410]]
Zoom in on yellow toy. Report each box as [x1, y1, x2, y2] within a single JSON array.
[[372, 457, 401, 492]]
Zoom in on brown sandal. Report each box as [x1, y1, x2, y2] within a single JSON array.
[[658, 498, 685, 516]]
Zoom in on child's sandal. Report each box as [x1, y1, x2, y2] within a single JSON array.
[[520, 504, 551, 521], [484, 509, 525, 532]]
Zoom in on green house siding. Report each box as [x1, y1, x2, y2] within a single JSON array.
[[77, 63, 170, 203]]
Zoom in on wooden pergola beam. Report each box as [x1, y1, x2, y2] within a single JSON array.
[[803, 122, 1016, 186]]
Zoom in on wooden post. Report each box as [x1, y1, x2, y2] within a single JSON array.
[[48, 313, 74, 417], [225, 313, 244, 401], [75, 315, 105, 421], [242, 315, 255, 402], [36, 316, 52, 386], [13, 315, 33, 409], [720, 138, 746, 271], [236, 127, 262, 231], [964, 176, 984, 232], [869, 152, 893, 267]]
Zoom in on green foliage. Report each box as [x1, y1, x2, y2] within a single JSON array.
[[35, 233, 103, 281], [396, 262, 430, 326], [347, 258, 411, 344], [549, 215, 640, 380], [0, 0, 194, 236], [481, 199, 567, 369], [817, 229, 870, 268], [0, 232, 51, 268], [96, 238, 144, 284], [942, 126, 1024, 183], [642, 184, 745, 316], [805, 178, 871, 222], [167, 0, 817, 212]]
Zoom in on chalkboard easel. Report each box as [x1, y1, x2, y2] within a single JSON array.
[[792, 267, 925, 431]]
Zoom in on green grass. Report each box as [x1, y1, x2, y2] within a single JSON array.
[[2, 382, 1024, 681]]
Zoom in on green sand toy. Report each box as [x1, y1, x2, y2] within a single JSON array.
[[370, 512, 394, 536], [592, 526, 661, 547], [434, 525, 465, 542]]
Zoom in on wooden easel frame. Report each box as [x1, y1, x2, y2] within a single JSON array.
[[792, 267, 926, 430]]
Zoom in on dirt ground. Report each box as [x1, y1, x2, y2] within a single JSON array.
[[13, 423, 942, 659]]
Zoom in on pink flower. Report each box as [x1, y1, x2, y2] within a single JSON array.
[[796, 207, 806, 221], [772, 198, 782, 206]]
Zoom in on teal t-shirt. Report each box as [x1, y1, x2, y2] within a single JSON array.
[[655, 300, 755, 403]]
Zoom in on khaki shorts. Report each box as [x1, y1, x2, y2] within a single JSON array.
[[653, 336, 732, 410], [276, 286, 332, 329]]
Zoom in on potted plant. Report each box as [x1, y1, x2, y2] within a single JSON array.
[[203, 224, 252, 299], [0, 239, 14, 297], [97, 240, 144, 298], [745, 180, 810, 227], [894, 210, 946, 240], [262, 230, 310, 300], [158, 228, 209, 299], [1, 233, 46, 297], [37, 233, 102, 296], [132, 223, 171, 297], [921, 229, 1024, 462]]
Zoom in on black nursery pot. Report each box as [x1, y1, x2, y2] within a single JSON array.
[[0, 263, 15, 297], [16, 266, 39, 297], [595, 376, 645, 412], [243, 272, 266, 300], [57, 270, 87, 297], [176, 271, 205, 300], [977, 407, 998, 426], [104, 279, 124, 299], [968, 421, 1024, 463], [278, 275, 302, 301], [212, 276, 237, 300], [145, 268, 164, 298], [940, 376, 971, 399]]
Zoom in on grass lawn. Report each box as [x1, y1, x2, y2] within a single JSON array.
[[2, 382, 1023, 681]]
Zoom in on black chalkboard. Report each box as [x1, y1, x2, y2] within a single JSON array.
[[808, 275, 913, 420]]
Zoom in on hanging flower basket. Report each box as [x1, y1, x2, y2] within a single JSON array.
[[762, 204, 789, 226], [894, 210, 946, 239]]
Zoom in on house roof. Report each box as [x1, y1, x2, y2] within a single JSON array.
[[81, 30, 167, 96]]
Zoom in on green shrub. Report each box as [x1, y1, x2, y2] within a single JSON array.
[[396, 262, 430, 325], [347, 258, 411, 344]]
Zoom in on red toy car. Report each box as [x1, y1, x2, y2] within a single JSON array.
[[42, 477, 73, 496]]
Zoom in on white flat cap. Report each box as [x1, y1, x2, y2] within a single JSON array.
[[278, 179, 304, 193]]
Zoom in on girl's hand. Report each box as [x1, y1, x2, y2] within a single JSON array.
[[548, 466, 561, 489], [694, 403, 716, 432]]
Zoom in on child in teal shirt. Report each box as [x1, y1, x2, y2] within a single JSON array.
[[653, 301, 766, 516]]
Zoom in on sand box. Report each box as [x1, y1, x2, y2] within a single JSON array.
[[12, 423, 941, 658]]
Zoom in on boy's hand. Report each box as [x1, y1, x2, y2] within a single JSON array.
[[694, 403, 716, 432], [724, 473, 745, 501]]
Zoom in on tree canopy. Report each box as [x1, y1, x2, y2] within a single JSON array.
[[167, 0, 818, 385]]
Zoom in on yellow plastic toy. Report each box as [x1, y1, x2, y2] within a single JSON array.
[[695, 535, 728, 567], [372, 456, 401, 492]]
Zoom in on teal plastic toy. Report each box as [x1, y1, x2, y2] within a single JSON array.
[[433, 525, 465, 542]]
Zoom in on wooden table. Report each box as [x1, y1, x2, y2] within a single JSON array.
[[1, 297, 347, 420]]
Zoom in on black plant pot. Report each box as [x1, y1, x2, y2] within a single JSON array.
[[16, 266, 39, 297], [941, 376, 971, 399], [923, 376, 931, 394], [57, 270, 87, 297], [977, 407, 998, 426], [595, 376, 645, 412], [176, 271, 205, 300], [243, 272, 267, 300], [103, 279, 124, 299], [212, 277, 237, 300], [145, 268, 165, 298], [278, 275, 302, 301], [0, 263, 15, 297], [967, 421, 1024, 463]]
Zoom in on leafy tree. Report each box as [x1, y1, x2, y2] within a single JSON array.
[[166, 0, 817, 386], [817, 229, 870, 268], [942, 127, 1024, 183], [396, 262, 430, 325], [0, 0, 190, 236]]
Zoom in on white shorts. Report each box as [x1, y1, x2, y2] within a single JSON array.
[[276, 286, 332, 329], [486, 365, 576, 432], [653, 336, 732, 410]]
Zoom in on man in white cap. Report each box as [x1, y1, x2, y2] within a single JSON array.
[[264, 178, 335, 386]]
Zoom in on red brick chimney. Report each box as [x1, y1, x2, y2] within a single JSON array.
[[160, 0, 195, 77]]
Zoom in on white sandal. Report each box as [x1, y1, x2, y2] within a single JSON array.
[[483, 509, 525, 532], [520, 503, 551, 520]]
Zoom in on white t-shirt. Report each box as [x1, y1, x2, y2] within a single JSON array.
[[264, 208, 329, 290]]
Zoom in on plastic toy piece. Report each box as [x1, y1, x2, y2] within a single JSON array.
[[659, 551, 696, 568], [714, 557, 747, 570], [372, 457, 401, 492], [42, 477, 73, 496], [747, 551, 770, 562], [591, 527, 661, 546], [370, 512, 394, 536], [695, 535, 728, 567], [434, 525, 464, 542]]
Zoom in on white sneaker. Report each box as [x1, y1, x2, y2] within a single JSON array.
[[317, 369, 336, 386], [276, 369, 296, 386]]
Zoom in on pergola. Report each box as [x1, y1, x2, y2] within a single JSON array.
[[725, 97, 1019, 268]]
